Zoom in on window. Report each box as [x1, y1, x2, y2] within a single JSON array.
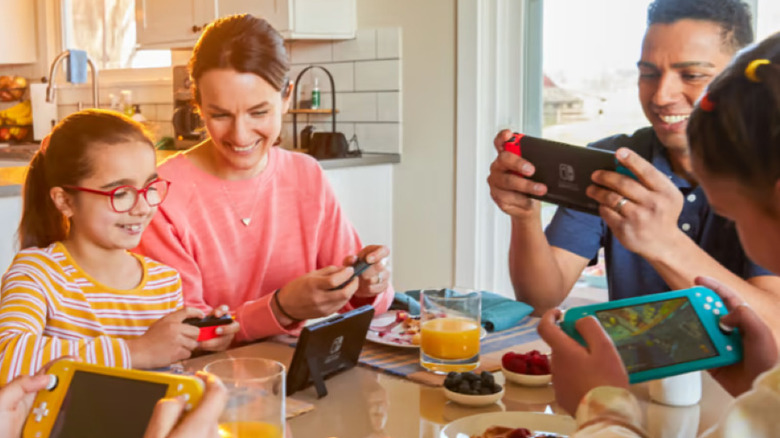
[[62, 0, 170, 70], [756, 0, 780, 41], [542, 0, 652, 146]]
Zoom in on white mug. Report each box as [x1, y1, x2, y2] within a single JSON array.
[[649, 371, 702, 406]]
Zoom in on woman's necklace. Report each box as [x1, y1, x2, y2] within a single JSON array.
[[220, 182, 263, 227]]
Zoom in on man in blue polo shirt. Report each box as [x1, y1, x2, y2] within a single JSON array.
[[487, 0, 780, 336]]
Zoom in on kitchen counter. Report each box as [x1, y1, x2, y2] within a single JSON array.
[[0, 149, 400, 197]]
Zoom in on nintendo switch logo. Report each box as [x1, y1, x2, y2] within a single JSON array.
[[330, 336, 344, 354], [559, 164, 575, 182]]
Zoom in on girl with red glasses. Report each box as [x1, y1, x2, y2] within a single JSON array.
[[0, 109, 239, 383]]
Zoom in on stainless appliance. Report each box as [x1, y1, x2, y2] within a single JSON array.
[[172, 65, 204, 141]]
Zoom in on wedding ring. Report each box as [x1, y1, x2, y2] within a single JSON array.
[[614, 197, 629, 214]]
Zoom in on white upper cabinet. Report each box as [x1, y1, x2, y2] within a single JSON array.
[[135, 0, 215, 49], [136, 0, 356, 48], [0, 0, 37, 64]]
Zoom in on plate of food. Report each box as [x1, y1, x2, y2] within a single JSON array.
[[366, 310, 487, 349], [439, 411, 575, 438]]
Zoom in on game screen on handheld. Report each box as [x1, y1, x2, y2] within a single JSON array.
[[595, 297, 718, 373], [51, 371, 167, 438]]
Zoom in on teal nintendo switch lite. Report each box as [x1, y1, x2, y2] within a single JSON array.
[[560, 286, 743, 383]]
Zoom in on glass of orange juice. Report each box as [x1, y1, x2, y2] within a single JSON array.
[[419, 288, 481, 373], [204, 358, 285, 438]]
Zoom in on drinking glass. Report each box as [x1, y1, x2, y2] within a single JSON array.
[[419, 288, 482, 373], [204, 358, 286, 438]]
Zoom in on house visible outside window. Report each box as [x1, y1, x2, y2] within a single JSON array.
[[542, 0, 651, 146], [62, 0, 171, 69]]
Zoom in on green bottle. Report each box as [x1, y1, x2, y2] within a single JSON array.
[[311, 77, 320, 110]]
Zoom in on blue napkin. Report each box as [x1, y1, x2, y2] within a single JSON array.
[[390, 289, 534, 332], [67, 49, 88, 84]]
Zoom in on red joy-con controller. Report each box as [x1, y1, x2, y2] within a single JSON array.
[[197, 326, 220, 342], [504, 132, 524, 156], [183, 315, 234, 342]]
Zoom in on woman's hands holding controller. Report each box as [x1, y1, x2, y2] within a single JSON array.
[[273, 266, 360, 326], [696, 276, 778, 397], [345, 245, 391, 299]]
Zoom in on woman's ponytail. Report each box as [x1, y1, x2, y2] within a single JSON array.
[[18, 149, 68, 249]]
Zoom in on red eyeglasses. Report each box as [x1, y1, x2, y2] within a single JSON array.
[[64, 178, 171, 213]]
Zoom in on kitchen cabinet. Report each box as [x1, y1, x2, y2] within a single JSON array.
[[0, 1, 36, 64], [136, 0, 356, 48], [135, 0, 214, 49]]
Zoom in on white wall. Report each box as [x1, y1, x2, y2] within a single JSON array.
[[0, 196, 22, 273], [356, 0, 456, 291]]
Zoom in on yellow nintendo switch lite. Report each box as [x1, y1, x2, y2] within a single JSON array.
[[23, 360, 203, 438]]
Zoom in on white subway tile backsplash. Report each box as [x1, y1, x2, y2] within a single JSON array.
[[338, 93, 377, 122], [129, 85, 172, 104], [156, 104, 174, 122], [139, 104, 158, 121], [355, 60, 400, 91], [37, 27, 402, 159], [290, 62, 355, 95], [57, 104, 78, 120], [333, 29, 377, 62], [289, 41, 334, 65], [355, 123, 400, 154], [156, 122, 174, 139], [377, 28, 401, 59], [377, 92, 400, 122]]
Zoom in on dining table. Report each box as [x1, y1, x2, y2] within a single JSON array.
[[181, 286, 735, 438]]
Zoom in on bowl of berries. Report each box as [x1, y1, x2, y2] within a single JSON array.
[[501, 350, 552, 387], [443, 371, 504, 407]]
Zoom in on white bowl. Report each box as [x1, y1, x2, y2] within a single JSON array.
[[443, 385, 505, 407], [501, 365, 552, 387]]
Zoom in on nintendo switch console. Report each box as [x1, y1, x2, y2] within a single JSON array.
[[183, 314, 234, 341], [560, 287, 743, 383], [23, 360, 203, 438], [504, 133, 636, 215], [286, 305, 375, 398]]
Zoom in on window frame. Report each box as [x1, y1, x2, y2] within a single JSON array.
[[58, 0, 173, 85]]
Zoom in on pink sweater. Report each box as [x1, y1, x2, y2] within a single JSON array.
[[137, 147, 392, 341]]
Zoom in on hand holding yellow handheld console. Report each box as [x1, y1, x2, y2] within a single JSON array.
[[23, 360, 204, 438]]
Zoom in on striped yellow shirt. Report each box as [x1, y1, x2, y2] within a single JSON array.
[[0, 242, 182, 384]]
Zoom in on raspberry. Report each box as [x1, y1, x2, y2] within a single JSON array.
[[509, 357, 527, 374], [501, 352, 516, 369]]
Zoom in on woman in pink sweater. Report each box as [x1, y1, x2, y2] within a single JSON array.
[[137, 14, 393, 342]]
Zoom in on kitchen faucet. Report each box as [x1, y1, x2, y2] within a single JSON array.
[[45, 50, 99, 107]]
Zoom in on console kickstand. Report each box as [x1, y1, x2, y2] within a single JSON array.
[[306, 354, 328, 398]]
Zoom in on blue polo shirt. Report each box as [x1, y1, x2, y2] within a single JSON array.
[[545, 127, 772, 300]]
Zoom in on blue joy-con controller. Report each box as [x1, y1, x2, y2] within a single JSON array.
[[560, 286, 743, 383]]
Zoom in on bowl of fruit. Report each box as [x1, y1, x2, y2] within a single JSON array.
[[443, 371, 504, 407], [501, 350, 552, 387]]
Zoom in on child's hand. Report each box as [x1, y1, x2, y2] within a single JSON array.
[[696, 276, 778, 396], [198, 305, 240, 352], [143, 371, 227, 438], [0, 374, 54, 438], [537, 308, 629, 415], [127, 307, 203, 369]]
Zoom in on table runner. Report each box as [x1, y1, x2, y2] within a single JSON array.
[[358, 316, 550, 386]]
